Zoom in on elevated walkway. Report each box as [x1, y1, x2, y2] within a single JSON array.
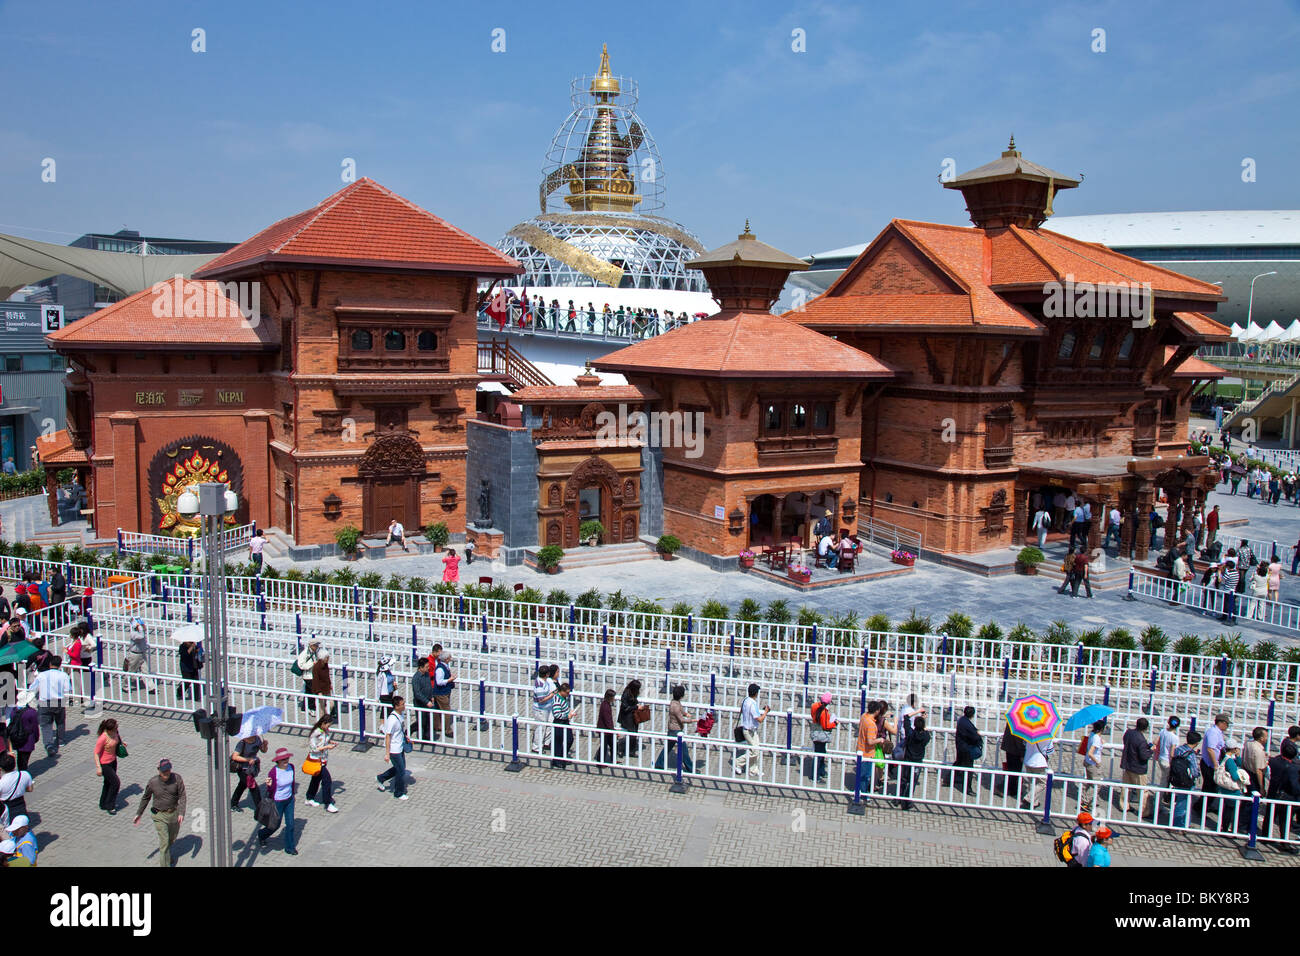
[[1224, 371, 1300, 435], [477, 338, 554, 391]]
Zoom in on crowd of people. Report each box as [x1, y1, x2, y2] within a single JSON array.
[[484, 292, 701, 339]]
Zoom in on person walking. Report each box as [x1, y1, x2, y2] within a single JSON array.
[[1087, 827, 1113, 867], [1080, 720, 1106, 813], [304, 714, 339, 813], [898, 715, 932, 811], [375, 695, 410, 801], [293, 639, 320, 714], [1032, 506, 1051, 549], [1243, 726, 1269, 798], [441, 548, 460, 584], [8, 689, 39, 772], [1249, 562, 1269, 620], [530, 665, 556, 755], [595, 688, 616, 765], [0, 752, 34, 819], [953, 705, 983, 794], [248, 529, 266, 572], [229, 734, 267, 813], [1216, 558, 1239, 623], [1102, 505, 1122, 550], [1070, 549, 1094, 598], [1205, 504, 1220, 550], [177, 640, 203, 702], [656, 684, 696, 775], [123, 616, 157, 695], [732, 683, 770, 777], [33, 655, 73, 758], [1201, 713, 1230, 799], [1021, 738, 1055, 812], [92, 718, 123, 813], [1266, 740, 1300, 853], [1170, 730, 1202, 828], [431, 647, 456, 740], [310, 652, 334, 722], [1120, 718, 1153, 818], [134, 759, 186, 867], [1151, 716, 1181, 820], [257, 748, 298, 854], [809, 692, 837, 782], [410, 656, 434, 743], [1268, 554, 1282, 604], [550, 682, 574, 769], [376, 656, 397, 715], [617, 679, 644, 759], [999, 721, 1026, 800], [855, 700, 888, 791]]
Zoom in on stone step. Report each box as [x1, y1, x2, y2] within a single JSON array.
[[523, 541, 658, 570]]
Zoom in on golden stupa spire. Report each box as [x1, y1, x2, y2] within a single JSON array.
[[590, 43, 620, 99], [739, 219, 754, 239]]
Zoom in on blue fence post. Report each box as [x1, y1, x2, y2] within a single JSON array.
[[1000, 657, 1010, 703], [1125, 569, 1135, 601], [534, 636, 541, 670], [357, 700, 366, 745], [480, 615, 488, 653], [89, 662, 97, 707], [410, 624, 418, 665], [810, 624, 818, 663], [1268, 699, 1276, 729], [1147, 668, 1157, 715], [1074, 642, 1084, 685], [940, 634, 948, 673], [687, 614, 693, 634], [186, 602, 192, 623], [1218, 654, 1229, 698], [341, 665, 350, 713], [1190, 715, 1198, 733], [664, 648, 671, 695], [1242, 795, 1265, 861], [116, 529, 124, 554], [568, 659, 575, 690], [669, 733, 688, 793], [859, 687, 866, 715], [848, 754, 866, 815], [784, 710, 793, 765], [294, 612, 301, 635], [478, 680, 488, 730], [505, 717, 523, 772], [1103, 684, 1111, 708], [352, 585, 360, 609], [803, 659, 810, 707], [709, 673, 717, 709], [1036, 772, 1056, 834], [601, 625, 608, 666], [569, 604, 575, 641], [187, 537, 194, 563]]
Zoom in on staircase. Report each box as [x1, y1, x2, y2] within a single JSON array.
[[478, 338, 554, 391], [523, 540, 658, 571]]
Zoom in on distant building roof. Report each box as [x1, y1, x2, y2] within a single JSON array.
[[1045, 211, 1300, 248], [196, 178, 523, 280], [35, 429, 88, 466]]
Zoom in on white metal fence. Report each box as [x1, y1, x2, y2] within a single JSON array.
[[116, 522, 256, 562]]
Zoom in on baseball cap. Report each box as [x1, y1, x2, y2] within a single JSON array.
[[1096, 827, 1113, 840], [820, 693, 832, 704], [6, 815, 29, 832], [1076, 811, 1094, 826], [0, 839, 14, 854], [14, 608, 26, 617], [157, 759, 172, 772]]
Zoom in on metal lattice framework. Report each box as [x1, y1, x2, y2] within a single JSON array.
[[498, 45, 706, 292]]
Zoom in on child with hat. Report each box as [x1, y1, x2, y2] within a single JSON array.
[[1088, 827, 1113, 867]]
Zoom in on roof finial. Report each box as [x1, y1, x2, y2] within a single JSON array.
[[590, 43, 620, 98], [1008, 133, 1016, 151], [739, 219, 754, 240]]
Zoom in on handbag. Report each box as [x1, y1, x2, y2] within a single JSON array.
[[301, 757, 322, 776], [733, 724, 747, 743], [1213, 762, 1237, 791], [116, 741, 128, 759], [255, 788, 277, 827], [290, 659, 304, 677], [634, 704, 651, 725]]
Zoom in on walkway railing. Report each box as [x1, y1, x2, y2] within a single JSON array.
[[478, 303, 702, 343], [116, 522, 255, 562], [1128, 568, 1300, 635], [858, 513, 923, 554]]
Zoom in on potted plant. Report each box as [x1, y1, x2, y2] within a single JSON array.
[[738, 548, 755, 570], [788, 562, 812, 585], [1016, 545, 1045, 575], [335, 524, 362, 561], [579, 519, 605, 547], [423, 522, 450, 552], [656, 534, 681, 561], [890, 548, 916, 567], [537, 544, 564, 574]]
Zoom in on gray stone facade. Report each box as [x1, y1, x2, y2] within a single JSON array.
[[466, 420, 539, 551]]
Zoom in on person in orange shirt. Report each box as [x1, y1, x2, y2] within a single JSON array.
[[856, 700, 888, 790]]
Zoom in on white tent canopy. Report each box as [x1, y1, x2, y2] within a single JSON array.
[[1239, 322, 1266, 343], [0, 231, 220, 300], [1230, 322, 1247, 340], [1258, 320, 1288, 343], [1280, 322, 1300, 343]]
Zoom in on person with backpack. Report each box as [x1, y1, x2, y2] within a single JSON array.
[[952, 705, 983, 794], [304, 714, 339, 813], [1053, 811, 1094, 867], [809, 692, 837, 783], [376, 695, 410, 801], [256, 748, 298, 854], [7, 690, 39, 772], [292, 639, 320, 714], [618, 679, 645, 760], [0, 752, 34, 819], [229, 734, 267, 813], [898, 715, 932, 811], [1171, 730, 1202, 828]]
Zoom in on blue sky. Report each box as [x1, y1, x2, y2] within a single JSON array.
[[1, 0, 1298, 258]]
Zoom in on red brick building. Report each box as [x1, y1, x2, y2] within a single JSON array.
[[50, 179, 521, 551], [595, 226, 895, 562], [789, 141, 1230, 559]]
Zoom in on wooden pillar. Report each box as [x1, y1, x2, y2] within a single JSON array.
[[1135, 484, 1154, 562], [1088, 494, 1107, 552], [43, 468, 59, 526], [772, 496, 783, 542], [1120, 492, 1136, 559], [1011, 485, 1029, 546]]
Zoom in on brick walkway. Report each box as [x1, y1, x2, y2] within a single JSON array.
[[23, 705, 1300, 868]]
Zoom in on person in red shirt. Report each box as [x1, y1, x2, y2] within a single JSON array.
[[1206, 504, 1220, 551]]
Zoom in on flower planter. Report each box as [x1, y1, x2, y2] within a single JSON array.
[[739, 556, 755, 570], [660, 552, 676, 561], [545, 565, 560, 575], [788, 570, 812, 584], [1016, 562, 1039, 575], [892, 556, 915, 567]]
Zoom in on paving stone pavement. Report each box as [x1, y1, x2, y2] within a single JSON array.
[[22, 705, 1300, 868]]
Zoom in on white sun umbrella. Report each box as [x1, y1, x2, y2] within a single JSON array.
[[167, 623, 205, 645]]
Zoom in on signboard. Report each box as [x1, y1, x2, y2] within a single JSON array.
[[42, 305, 65, 332], [714, 505, 725, 520]]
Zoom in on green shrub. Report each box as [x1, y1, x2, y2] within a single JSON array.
[[764, 599, 791, 624], [536, 545, 564, 571], [0, 540, 10, 556], [461, 583, 485, 599], [1016, 546, 1045, 567], [284, 569, 305, 582], [431, 581, 459, 596], [1042, 620, 1075, 645], [357, 571, 383, 590], [827, 610, 860, 633], [574, 588, 603, 610], [1105, 627, 1137, 650], [406, 576, 428, 594], [1283, 647, 1300, 666], [630, 598, 664, 625], [864, 613, 892, 633], [423, 522, 450, 548], [385, 574, 406, 592], [606, 589, 630, 611], [485, 583, 512, 602], [100, 550, 121, 569], [578, 520, 605, 543], [45, 544, 67, 564], [669, 601, 693, 620], [334, 525, 362, 556], [797, 606, 823, 628], [330, 567, 358, 587], [1008, 622, 1036, 644], [1078, 627, 1104, 648], [1205, 633, 1249, 660], [515, 587, 544, 604], [1252, 640, 1280, 662], [124, 554, 144, 572], [699, 599, 730, 620], [261, 563, 281, 580], [897, 609, 932, 635], [544, 589, 571, 607], [306, 568, 329, 584], [1173, 633, 1203, 656], [737, 598, 763, 622], [938, 611, 973, 638], [1139, 625, 1168, 653], [656, 533, 682, 555], [976, 621, 1004, 642]]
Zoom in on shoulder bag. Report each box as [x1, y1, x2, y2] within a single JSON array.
[[634, 704, 651, 725]]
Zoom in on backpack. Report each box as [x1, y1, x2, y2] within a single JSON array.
[[1169, 750, 1197, 789], [7, 708, 30, 749], [1052, 827, 1088, 866]]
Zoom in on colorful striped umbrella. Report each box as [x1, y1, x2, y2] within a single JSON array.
[[1006, 694, 1061, 744]]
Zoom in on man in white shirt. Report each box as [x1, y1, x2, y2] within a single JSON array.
[[124, 616, 157, 695], [1020, 738, 1055, 811], [248, 530, 266, 571], [1031, 507, 1051, 549], [386, 520, 408, 552], [1103, 507, 1122, 550], [34, 656, 74, 758], [731, 683, 770, 776], [1201, 713, 1229, 795], [530, 665, 556, 754], [376, 696, 409, 800], [1155, 716, 1180, 790], [1069, 812, 1095, 867]]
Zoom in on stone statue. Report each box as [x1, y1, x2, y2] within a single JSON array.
[[477, 479, 491, 528]]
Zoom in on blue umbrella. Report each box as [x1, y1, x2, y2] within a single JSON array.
[[1064, 704, 1115, 733], [236, 706, 283, 740]]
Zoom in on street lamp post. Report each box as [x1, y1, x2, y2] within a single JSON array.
[[177, 481, 238, 868]]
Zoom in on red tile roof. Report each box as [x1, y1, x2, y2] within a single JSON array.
[[789, 218, 1226, 338], [35, 430, 88, 466], [594, 310, 896, 378], [195, 178, 522, 280], [1165, 346, 1227, 379], [46, 280, 280, 349], [511, 384, 660, 403]]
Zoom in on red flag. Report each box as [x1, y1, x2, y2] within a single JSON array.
[[487, 287, 508, 330]]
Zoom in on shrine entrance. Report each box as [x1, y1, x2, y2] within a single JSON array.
[[358, 434, 429, 536]]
